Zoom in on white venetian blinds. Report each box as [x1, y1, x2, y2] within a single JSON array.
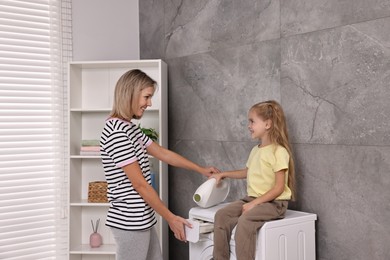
[[0, 0, 69, 259]]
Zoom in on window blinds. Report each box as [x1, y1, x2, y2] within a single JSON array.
[[0, 0, 70, 259]]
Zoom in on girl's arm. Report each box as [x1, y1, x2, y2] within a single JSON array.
[[242, 169, 286, 214], [211, 168, 248, 183], [146, 141, 219, 177], [122, 162, 190, 241]]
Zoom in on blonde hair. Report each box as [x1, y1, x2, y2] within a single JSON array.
[[250, 100, 296, 201], [110, 69, 156, 120]]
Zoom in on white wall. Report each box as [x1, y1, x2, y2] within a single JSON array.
[[72, 0, 139, 61]]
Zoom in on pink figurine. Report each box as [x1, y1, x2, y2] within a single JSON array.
[[90, 219, 102, 248]]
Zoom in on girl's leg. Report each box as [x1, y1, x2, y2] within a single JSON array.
[[110, 227, 162, 260], [234, 200, 288, 260], [213, 199, 246, 260]]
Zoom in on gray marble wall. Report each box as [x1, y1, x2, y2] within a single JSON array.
[[140, 1, 390, 259]]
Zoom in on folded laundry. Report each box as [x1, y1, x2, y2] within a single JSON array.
[[80, 146, 100, 152], [81, 140, 100, 146]]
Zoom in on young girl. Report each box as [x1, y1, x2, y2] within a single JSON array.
[[212, 100, 296, 260], [100, 69, 219, 260]]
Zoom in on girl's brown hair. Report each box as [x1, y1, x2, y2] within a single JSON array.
[[250, 100, 296, 200], [110, 69, 156, 121]]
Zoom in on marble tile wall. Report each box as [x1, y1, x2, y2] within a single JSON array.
[[140, 0, 390, 259]]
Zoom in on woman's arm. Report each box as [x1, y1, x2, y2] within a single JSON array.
[[242, 169, 286, 214], [211, 168, 248, 183], [122, 162, 190, 241], [146, 142, 219, 177]]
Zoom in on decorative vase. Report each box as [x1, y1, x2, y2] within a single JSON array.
[[89, 232, 102, 248]]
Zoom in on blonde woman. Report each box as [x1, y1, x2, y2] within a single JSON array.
[[100, 69, 219, 260]]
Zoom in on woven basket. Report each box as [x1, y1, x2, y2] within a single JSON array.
[[88, 181, 108, 203]]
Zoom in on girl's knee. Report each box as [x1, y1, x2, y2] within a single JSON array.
[[237, 214, 250, 224], [236, 215, 255, 232], [214, 209, 225, 224]]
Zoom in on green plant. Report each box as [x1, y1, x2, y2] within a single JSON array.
[[139, 125, 159, 142]]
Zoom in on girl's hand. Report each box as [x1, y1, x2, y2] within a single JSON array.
[[242, 201, 257, 214], [167, 215, 192, 242], [209, 172, 224, 184], [199, 166, 220, 177]]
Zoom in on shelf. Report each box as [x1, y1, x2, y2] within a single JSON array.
[[70, 155, 154, 159], [68, 59, 168, 259], [70, 59, 162, 69], [71, 155, 101, 159], [70, 200, 109, 207], [70, 108, 111, 112], [70, 108, 159, 113], [70, 244, 116, 255]]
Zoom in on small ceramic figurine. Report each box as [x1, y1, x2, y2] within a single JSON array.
[[90, 219, 102, 248]]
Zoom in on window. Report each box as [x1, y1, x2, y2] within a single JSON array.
[[0, 0, 71, 259]]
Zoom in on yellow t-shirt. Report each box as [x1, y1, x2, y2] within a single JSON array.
[[246, 144, 291, 200]]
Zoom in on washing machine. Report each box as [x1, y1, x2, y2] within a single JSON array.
[[187, 203, 317, 260], [187, 203, 229, 260]]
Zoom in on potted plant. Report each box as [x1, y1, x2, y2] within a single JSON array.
[[139, 125, 159, 142]]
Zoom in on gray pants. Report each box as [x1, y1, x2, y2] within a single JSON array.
[[213, 197, 288, 260], [110, 226, 163, 260]]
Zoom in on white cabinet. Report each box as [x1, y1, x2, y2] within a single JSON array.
[[68, 60, 168, 260]]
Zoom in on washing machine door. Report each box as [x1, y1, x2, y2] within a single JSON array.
[[199, 244, 238, 260]]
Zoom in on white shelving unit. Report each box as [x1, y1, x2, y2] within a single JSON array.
[[68, 60, 168, 260]]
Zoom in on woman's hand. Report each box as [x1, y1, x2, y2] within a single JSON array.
[[199, 166, 220, 177], [167, 215, 192, 242]]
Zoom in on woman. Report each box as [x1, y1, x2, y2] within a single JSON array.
[[100, 69, 219, 260]]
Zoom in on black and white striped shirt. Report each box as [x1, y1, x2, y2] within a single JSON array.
[[100, 118, 156, 231]]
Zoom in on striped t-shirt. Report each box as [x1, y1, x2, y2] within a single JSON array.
[[100, 118, 156, 231]]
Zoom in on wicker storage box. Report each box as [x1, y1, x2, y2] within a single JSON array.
[[88, 181, 108, 203]]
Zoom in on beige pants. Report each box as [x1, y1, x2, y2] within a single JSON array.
[[213, 197, 288, 260]]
